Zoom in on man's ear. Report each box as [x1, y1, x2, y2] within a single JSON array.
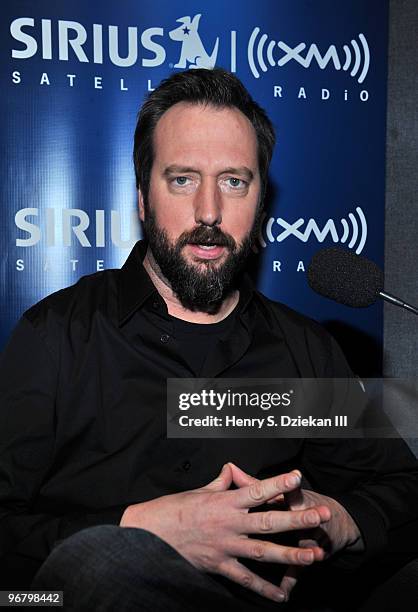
[[138, 189, 145, 222]]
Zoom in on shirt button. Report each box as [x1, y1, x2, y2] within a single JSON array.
[[182, 460, 191, 472], [160, 333, 170, 344], [152, 301, 159, 310]]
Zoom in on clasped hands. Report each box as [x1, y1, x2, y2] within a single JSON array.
[[120, 463, 361, 603]]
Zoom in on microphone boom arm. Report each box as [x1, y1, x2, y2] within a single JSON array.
[[378, 291, 418, 316]]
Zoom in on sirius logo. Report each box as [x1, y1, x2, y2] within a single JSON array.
[[248, 29, 370, 82], [259, 206, 367, 255], [169, 14, 219, 69], [9, 15, 218, 70]]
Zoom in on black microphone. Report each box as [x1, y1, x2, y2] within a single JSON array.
[[307, 247, 418, 315]]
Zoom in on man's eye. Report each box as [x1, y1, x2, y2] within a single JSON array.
[[227, 178, 246, 188], [173, 176, 189, 186]]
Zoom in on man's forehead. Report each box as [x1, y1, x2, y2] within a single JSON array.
[[152, 102, 259, 170], [155, 100, 254, 128]]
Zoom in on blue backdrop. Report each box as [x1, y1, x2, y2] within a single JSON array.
[[1, 0, 389, 371]]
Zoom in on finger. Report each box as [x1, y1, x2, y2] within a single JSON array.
[[235, 471, 302, 508], [228, 462, 258, 487], [204, 463, 233, 492], [300, 533, 332, 558], [229, 463, 288, 505], [228, 537, 324, 566], [279, 566, 300, 602], [243, 506, 331, 534], [218, 558, 287, 603]]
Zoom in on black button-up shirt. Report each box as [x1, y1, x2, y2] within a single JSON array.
[[1, 240, 418, 587]]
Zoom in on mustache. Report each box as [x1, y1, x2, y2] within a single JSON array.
[[177, 226, 236, 249]]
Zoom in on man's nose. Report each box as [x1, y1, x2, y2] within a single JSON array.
[[193, 179, 222, 227]]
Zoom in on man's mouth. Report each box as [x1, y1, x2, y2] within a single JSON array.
[[187, 243, 226, 260]]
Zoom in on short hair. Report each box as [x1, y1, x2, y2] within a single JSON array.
[[133, 68, 276, 207]]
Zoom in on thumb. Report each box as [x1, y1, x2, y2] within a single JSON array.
[[205, 463, 233, 491], [284, 474, 304, 509]]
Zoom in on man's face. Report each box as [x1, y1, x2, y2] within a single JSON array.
[[139, 102, 262, 312]]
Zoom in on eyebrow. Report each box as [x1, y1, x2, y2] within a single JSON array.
[[163, 165, 254, 181]]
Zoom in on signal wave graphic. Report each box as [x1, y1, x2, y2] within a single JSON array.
[[258, 206, 368, 255], [248, 29, 370, 83]]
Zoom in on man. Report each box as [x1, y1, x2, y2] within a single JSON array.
[[0, 68, 417, 611]]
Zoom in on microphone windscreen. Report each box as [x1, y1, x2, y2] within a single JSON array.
[[307, 247, 384, 307]]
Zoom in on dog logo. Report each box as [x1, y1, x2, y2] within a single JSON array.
[[169, 14, 219, 69]]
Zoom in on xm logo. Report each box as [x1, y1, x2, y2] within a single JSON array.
[[259, 206, 367, 255], [248, 29, 370, 82], [169, 14, 219, 69]]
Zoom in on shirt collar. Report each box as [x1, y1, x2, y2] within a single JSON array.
[[118, 240, 156, 326], [118, 239, 255, 326]]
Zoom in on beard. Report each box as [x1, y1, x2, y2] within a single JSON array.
[[143, 208, 259, 314]]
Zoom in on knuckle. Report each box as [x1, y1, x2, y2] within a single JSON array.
[[251, 541, 267, 560], [274, 476, 284, 490], [248, 482, 264, 501], [303, 509, 320, 526], [199, 552, 217, 572], [239, 572, 254, 589], [258, 511, 274, 532], [290, 512, 303, 530], [288, 548, 302, 565], [288, 511, 303, 529]]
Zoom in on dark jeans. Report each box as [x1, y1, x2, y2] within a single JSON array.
[[32, 525, 417, 611]]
